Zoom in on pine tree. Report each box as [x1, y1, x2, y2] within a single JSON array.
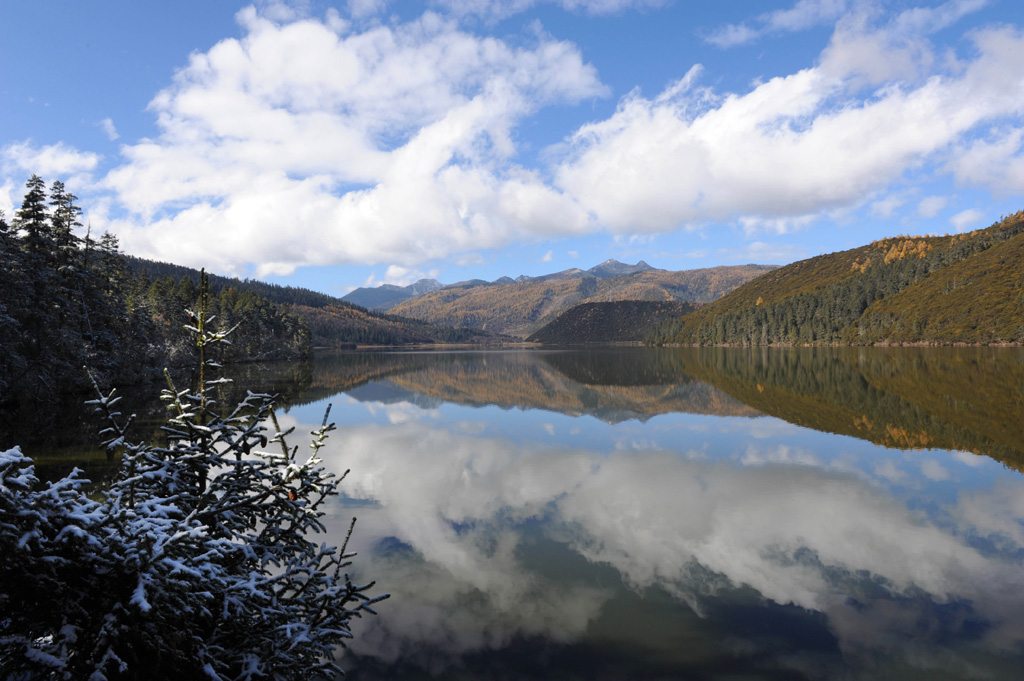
[[13, 174, 51, 258], [49, 180, 84, 274]]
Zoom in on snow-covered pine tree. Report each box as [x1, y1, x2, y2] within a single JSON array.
[[0, 271, 386, 680]]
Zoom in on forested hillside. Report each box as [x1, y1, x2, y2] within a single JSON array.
[[0, 176, 310, 413], [389, 265, 774, 338], [527, 301, 700, 344], [650, 212, 1024, 346], [127, 257, 498, 348]]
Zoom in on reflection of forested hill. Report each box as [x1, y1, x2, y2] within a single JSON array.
[[366, 351, 760, 423], [278, 347, 1024, 470], [676, 347, 1024, 471], [299, 351, 443, 406]]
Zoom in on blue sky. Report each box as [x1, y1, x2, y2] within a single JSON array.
[[2, 0, 1023, 296]]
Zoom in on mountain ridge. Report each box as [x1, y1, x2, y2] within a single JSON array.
[[341, 259, 661, 311], [388, 264, 776, 339]]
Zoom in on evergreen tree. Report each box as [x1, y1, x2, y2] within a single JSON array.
[[13, 174, 51, 258], [0, 289, 386, 679]]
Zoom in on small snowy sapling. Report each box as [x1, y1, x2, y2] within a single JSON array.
[[0, 272, 386, 680]]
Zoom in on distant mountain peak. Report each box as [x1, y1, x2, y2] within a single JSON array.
[[586, 259, 656, 278], [342, 277, 442, 310]]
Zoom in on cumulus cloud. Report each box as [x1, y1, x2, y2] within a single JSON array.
[[553, 24, 1024, 234], [81, 1, 1024, 275], [2, 140, 100, 178], [99, 6, 605, 276], [950, 207, 986, 231]]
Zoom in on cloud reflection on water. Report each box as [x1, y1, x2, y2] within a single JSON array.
[[293, 411, 1024, 678]]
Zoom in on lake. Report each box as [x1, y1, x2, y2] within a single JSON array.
[[28, 346, 1024, 680]]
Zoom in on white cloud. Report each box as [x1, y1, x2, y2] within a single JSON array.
[[539, 249, 553, 262], [99, 118, 120, 141], [948, 128, 1024, 194], [819, 0, 989, 86], [554, 25, 1024, 235], [950, 208, 986, 231], [708, 0, 988, 54], [870, 192, 908, 218], [380, 264, 436, 286], [917, 195, 947, 217], [0, 179, 16, 220], [705, 0, 849, 48], [2, 140, 100, 178], [68, 2, 1024, 275], [98, 7, 606, 276]]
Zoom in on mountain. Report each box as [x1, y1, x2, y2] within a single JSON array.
[[388, 264, 776, 339], [342, 260, 655, 312], [649, 211, 1024, 346], [586, 259, 654, 278], [340, 278, 442, 310], [527, 301, 700, 344], [512, 259, 653, 284]]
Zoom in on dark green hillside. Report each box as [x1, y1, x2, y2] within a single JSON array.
[[855, 229, 1024, 344], [125, 256, 340, 308], [127, 256, 502, 348], [294, 304, 496, 347], [527, 301, 699, 344], [651, 211, 1024, 346]]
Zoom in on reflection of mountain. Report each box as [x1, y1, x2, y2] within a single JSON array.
[[302, 348, 1024, 470], [675, 346, 1024, 471], [293, 346, 1024, 469], [345, 350, 761, 423]]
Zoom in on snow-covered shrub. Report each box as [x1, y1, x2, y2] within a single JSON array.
[[0, 278, 385, 680]]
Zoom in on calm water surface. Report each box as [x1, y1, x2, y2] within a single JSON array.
[[38, 347, 1024, 680]]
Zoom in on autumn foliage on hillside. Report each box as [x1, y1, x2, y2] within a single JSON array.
[[651, 211, 1024, 346]]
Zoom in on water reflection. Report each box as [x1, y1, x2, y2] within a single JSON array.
[[275, 348, 1024, 679], [28, 347, 1024, 678]]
